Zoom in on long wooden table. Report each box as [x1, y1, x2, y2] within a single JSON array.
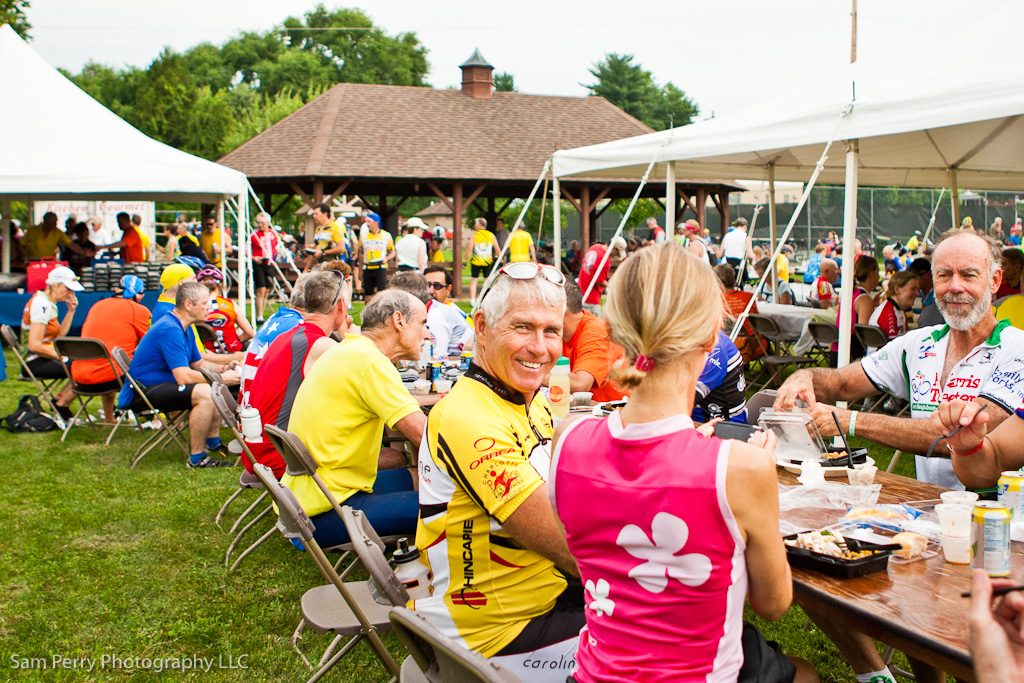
[[778, 469, 1023, 682]]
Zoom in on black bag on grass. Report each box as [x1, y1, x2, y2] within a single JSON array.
[[2, 395, 58, 433]]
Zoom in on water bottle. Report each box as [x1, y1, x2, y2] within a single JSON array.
[[393, 538, 432, 601], [239, 406, 263, 443], [549, 357, 571, 421]]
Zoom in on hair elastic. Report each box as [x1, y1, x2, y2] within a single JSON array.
[[634, 355, 656, 372]]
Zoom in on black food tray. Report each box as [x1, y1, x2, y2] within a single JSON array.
[[818, 446, 869, 468], [783, 533, 892, 578]]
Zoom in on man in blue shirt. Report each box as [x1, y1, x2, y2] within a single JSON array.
[[692, 331, 747, 424], [124, 281, 240, 468]]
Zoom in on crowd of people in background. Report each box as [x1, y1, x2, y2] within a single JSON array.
[[7, 198, 1024, 682]]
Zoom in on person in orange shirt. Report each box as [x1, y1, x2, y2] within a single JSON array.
[[96, 212, 145, 263], [72, 274, 151, 422], [559, 281, 625, 402]]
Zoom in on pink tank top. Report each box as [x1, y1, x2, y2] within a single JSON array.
[[553, 412, 747, 683]]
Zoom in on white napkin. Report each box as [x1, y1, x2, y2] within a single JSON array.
[[797, 459, 826, 487]]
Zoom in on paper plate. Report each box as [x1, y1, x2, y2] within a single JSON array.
[[777, 456, 876, 478]]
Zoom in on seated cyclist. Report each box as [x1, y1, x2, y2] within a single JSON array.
[[413, 261, 583, 682]]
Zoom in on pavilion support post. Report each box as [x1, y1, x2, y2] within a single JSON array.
[[696, 188, 707, 228], [720, 192, 730, 238], [307, 180, 323, 244], [262, 193, 272, 214], [950, 167, 961, 227], [1, 199, 10, 274], [665, 163, 676, 233], [580, 186, 591, 251], [453, 183, 464, 298], [837, 142, 860, 370], [487, 196, 496, 232], [217, 200, 226, 281], [768, 164, 778, 302], [553, 176, 561, 270]]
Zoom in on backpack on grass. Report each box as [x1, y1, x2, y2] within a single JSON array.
[[2, 395, 58, 433]]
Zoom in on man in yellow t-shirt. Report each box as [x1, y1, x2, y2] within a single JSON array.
[[21, 212, 83, 261], [413, 266, 582, 680], [464, 217, 500, 304], [302, 203, 350, 271], [284, 289, 429, 547], [776, 245, 792, 283], [507, 225, 535, 263], [199, 216, 228, 267]]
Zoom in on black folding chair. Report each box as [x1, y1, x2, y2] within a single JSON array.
[[110, 346, 190, 469], [854, 323, 891, 352], [806, 321, 839, 366], [1, 324, 63, 412], [746, 315, 815, 391], [52, 337, 123, 442]]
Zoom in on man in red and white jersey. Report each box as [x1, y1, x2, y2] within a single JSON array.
[[242, 270, 350, 476], [576, 236, 627, 315]]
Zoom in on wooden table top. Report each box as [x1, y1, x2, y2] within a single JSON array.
[[777, 468, 1023, 680]]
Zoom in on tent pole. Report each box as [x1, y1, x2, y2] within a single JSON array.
[[665, 163, 676, 234], [552, 175, 561, 271], [1, 199, 10, 274], [837, 141, 859, 370], [217, 200, 226, 277], [473, 160, 551, 313], [950, 167, 961, 227], [768, 163, 778, 303]]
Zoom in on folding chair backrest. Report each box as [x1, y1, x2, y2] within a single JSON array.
[[54, 337, 121, 389], [746, 314, 784, 342], [251, 463, 317, 543], [0, 323, 20, 349], [110, 346, 158, 414], [389, 607, 521, 683], [262, 424, 349, 521], [210, 381, 239, 426], [340, 507, 409, 606], [806, 322, 839, 347], [854, 324, 890, 349], [264, 423, 319, 478], [745, 390, 778, 425], [199, 366, 221, 386]]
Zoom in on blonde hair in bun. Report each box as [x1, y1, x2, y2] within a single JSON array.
[[605, 243, 724, 388]]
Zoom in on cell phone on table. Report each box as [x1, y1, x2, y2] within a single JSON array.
[[713, 421, 757, 441]]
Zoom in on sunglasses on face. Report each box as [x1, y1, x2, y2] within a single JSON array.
[[428, 282, 448, 290]]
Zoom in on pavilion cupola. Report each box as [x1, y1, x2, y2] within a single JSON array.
[[459, 48, 494, 100]]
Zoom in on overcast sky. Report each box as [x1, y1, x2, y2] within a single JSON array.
[[26, 1, 1007, 118]]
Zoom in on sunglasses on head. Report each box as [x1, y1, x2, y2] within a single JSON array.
[[478, 262, 566, 306]]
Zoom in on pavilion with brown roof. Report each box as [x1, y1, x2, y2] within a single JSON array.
[[219, 49, 740, 294]]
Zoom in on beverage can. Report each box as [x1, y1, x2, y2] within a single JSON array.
[[430, 362, 442, 390], [460, 351, 473, 371], [972, 501, 1012, 577], [997, 471, 1024, 525]]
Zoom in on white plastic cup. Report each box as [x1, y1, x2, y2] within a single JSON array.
[[935, 503, 972, 537], [940, 533, 972, 564], [847, 464, 877, 486], [940, 490, 980, 507]]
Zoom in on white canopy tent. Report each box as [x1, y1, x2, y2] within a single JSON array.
[[0, 24, 254, 314], [552, 38, 1024, 368]]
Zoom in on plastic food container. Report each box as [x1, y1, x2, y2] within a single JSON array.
[[783, 533, 894, 578], [408, 379, 432, 396], [758, 410, 826, 463]]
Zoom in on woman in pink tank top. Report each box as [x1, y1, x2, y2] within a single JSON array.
[[552, 244, 817, 683]]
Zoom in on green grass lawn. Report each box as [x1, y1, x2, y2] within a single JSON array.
[[0, 353, 920, 682]]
